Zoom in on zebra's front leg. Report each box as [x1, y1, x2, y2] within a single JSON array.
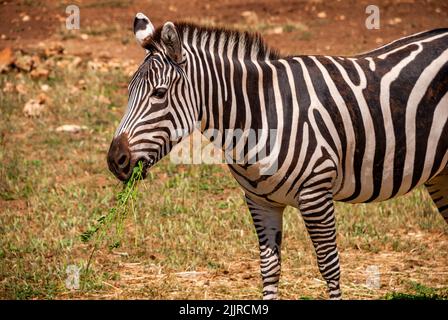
[[298, 189, 341, 299], [245, 196, 285, 300]]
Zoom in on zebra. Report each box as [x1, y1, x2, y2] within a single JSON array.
[[107, 12, 448, 299]]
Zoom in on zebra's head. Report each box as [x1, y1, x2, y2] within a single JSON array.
[[108, 13, 195, 181]]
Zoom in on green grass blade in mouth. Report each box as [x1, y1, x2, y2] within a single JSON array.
[[80, 161, 144, 267]]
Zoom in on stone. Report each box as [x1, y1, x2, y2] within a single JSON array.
[[241, 11, 259, 25], [23, 96, 46, 117], [14, 54, 34, 72], [44, 43, 64, 58], [0, 47, 14, 73], [317, 11, 327, 19], [16, 83, 27, 95], [55, 124, 88, 133], [70, 56, 83, 69], [266, 27, 284, 35], [30, 67, 50, 79], [2, 82, 15, 93]]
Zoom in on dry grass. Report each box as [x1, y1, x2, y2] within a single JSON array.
[[0, 46, 447, 300]]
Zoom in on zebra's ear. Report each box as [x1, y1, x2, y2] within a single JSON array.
[[133, 12, 155, 47], [161, 22, 184, 64]]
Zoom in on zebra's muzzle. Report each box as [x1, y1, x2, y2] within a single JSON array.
[[107, 133, 132, 181]]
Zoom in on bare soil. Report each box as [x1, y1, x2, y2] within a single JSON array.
[[2, 0, 448, 60]]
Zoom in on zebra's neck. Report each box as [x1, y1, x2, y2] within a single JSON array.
[[178, 23, 281, 138]]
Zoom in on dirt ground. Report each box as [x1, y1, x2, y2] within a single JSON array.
[[2, 0, 448, 60], [1, 0, 448, 300]]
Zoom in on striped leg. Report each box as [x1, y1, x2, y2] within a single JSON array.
[[425, 167, 448, 223], [298, 189, 341, 299], [245, 196, 285, 300]]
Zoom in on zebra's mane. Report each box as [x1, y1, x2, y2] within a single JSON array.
[[147, 22, 281, 61]]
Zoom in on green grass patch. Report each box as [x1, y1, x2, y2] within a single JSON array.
[[385, 282, 448, 300]]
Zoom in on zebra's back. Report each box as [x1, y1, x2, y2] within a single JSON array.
[[301, 29, 448, 203]]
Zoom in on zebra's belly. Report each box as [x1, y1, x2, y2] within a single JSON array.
[[333, 145, 448, 204]]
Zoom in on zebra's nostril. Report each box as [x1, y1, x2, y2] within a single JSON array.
[[107, 133, 132, 181], [117, 153, 129, 168]]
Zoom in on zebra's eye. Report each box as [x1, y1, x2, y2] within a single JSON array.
[[151, 87, 167, 99]]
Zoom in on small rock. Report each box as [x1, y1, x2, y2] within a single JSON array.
[[22, 15, 30, 22], [70, 86, 80, 95], [1, 34, 7, 40], [23, 96, 46, 117], [56, 124, 88, 133], [14, 54, 34, 72], [435, 8, 442, 13], [80, 34, 89, 40], [77, 79, 87, 90], [317, 11, 327, 19], [375, 37, 384, 44], [40, 84, 50, 92], [87, 60, 108, 72], [98, 52, 112, 60], [44, 43, 64, 58], [0, 47, 14, 73], [107, 60, 121, 69], [43, 57, 56, 69], [31, 54, 41, 64], [339, 15, 346, 21], [30, 67, 50, 79], [16, 83, 27, 95], [388, 17, 402, 25], [241, 11, 259, 25], [3, 82, 15, 93], [56, 60, 69, 69], [37, 93, 48, 103], [266, 27, 284, 35], [55, 13, 65, 23], [97, 95, 111, 105], [70, 56, 83, 69]]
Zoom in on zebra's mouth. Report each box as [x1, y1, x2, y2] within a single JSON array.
[[133, 157, 154, 181]]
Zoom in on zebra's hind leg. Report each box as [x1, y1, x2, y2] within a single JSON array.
[[298, 189, 341, 299], [245, 195, 285, 300], [425, 167, 448, 223]]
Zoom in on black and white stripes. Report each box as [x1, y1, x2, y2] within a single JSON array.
[[108, 14, 448, 299]]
